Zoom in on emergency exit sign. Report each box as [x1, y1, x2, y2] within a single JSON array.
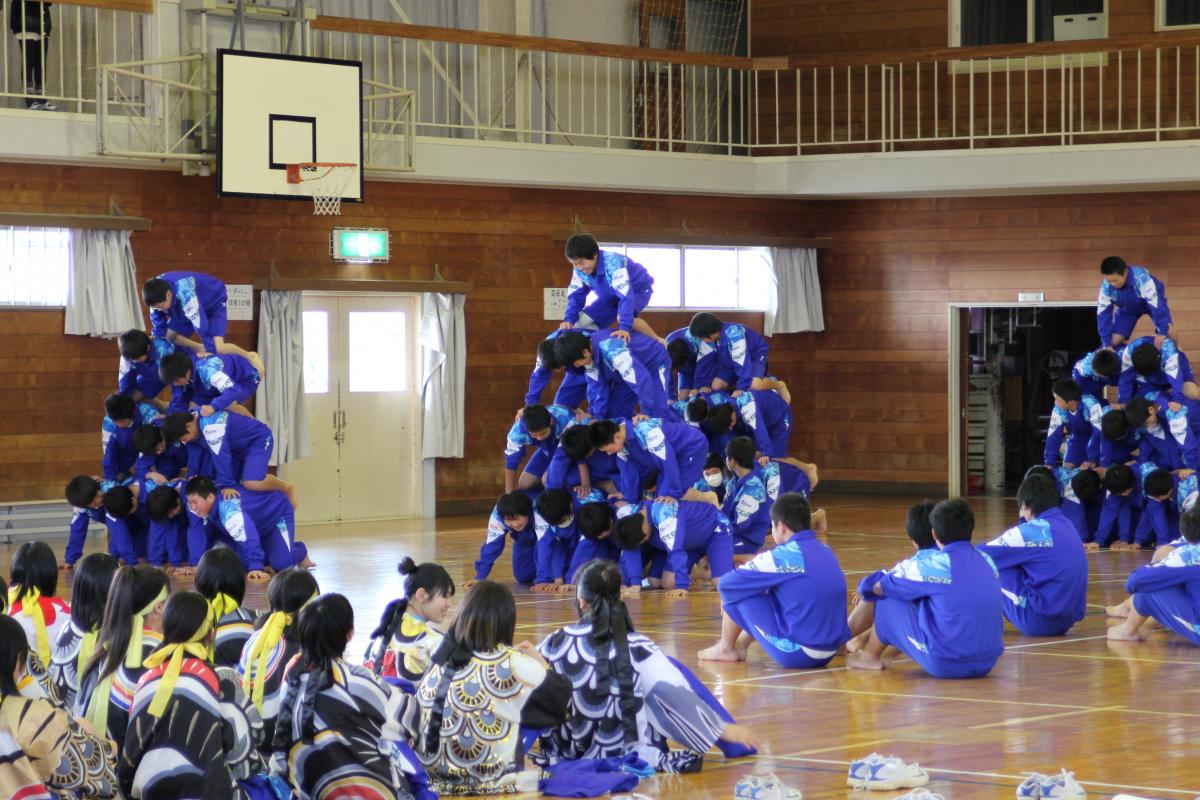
[[331, 228, 389, 263]]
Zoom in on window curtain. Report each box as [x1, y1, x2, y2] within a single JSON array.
[[764, 248, 824, 336], [1166, 0, 1200, 26], [420, 292, 466, 459], [255, 290, 310, 466], [960, 0, 1026, 46], [64, 229, 142, 337]]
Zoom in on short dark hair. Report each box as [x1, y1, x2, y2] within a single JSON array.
[[195, 546, 246, 606], [1102, 409, 1130, 441], [1024, 465, 1055, 483], [553, 331, 591, 366], [1143, 468, 1175, 500], [703, 404, 735, 434], [522, 404, 552, 435], [770, 492, 811, 532], [588, 420, 621, 449], [1180, 507, 1200, 543], [146, 485, 181, 521], [133, 425, 163, 457], [535, 488, 573, 526], [704, 452, 725, 471], [451, 581, 516, 651], [119, 329, 151, 360], [725, 436, 757, 469], [537, 338, 560, 371], [1124, 396, 1152, 429], [105, 392, 136, 421], [1017, 473, 1060, 516], [102, 485, 135, 518], [162, 412, 193, 444], [1071, 469, 1102, 503], [559, 425, 593, 461], [688, 312, 722, 339], [905, 501, 937, 549], [929, 498, 975, 544], [1052, 379, 1082, 404], [1100, 256, 1128, 276], [158, 352, 193, 384], [185, 475, 217, 499], [65, 475, 101, 509], [495, 491, 533, 521], [667, 338, 691, 369], [577, 502, 614, 540], [1092, 349, 1120, 378], [1131, 343, 1160, 377], [564, 234, 599, 261], [10, 542, 58, 600], [142, 277, 172, 306], [1103, 463, 1136, 494], [686, 397, 709, 423], [613, 513, 646, 550]]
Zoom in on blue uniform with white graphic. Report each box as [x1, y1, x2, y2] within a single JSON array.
[[563, 250, 654, 333], [703, 323, 769, 392], [101, 402, 160, 480], [665, 327, 706, 396], [1118, 336, 1194, 405], [718, 530, 850, 668], [149, 271, 229, 353], [544, 444, 618, 491], [532, 489, 608, 585], [1043, 396, 1103, 466], [615, 418, 709, 501], [186, 489, 304, 572], [132, 435, 189, 483], [734, 390, 791, 457], [584, 330, 670, 419], [118, 337, 175, 401], [761, 460, 812, 502], [197, 411, 274, 488], [139, 476, 188, 567], [504, 404, 578, 478], [1097, 264, 1172, 346], [1054, 467, 1098, 543], [473, 494, 538, 583], [66, 478, 122, 567], [104, 506, 149, 566], [723, 469, 772, 554], [525, 329, 589, 409], [859, 542, 1004, 679], [1136, 402, 1200, 471], [619, 501, 733, 590], [978, 508, 1088, 636], [186, 352, 260, 413], [1134, 467, 1199, 547], [1096, 487, 1140, 547], [1125, 541, 1200, 646]]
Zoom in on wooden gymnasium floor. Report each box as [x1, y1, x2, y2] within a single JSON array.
[[9, 493, 1200, 799]]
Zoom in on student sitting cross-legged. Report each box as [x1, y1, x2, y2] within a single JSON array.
[[847, 498, 1005, 678], [977, 473, 1089, 637], [1109, 506, 1200, 644], [698, 493, 848, 668]]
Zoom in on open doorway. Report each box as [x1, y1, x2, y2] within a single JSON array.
[[949, 302, 1095, 497]]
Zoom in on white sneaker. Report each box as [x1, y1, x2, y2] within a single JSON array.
[[733, 774, 801, 800], [846, 753, 930, 790], [896, 791, 945, 800], [1017, 770, 1087, 799]]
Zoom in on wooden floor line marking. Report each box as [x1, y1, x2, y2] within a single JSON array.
[[967, 704, 1124, 729]]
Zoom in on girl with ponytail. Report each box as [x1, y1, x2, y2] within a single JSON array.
[[195, 546, 258, 668], [364, 556, 455, 683], [0, 615, 118, 798], [398, 580, 572, 795], [237, 567, 318, 750], [537, 559, 758, 773], [119, 591, 260, 799], [74, 564, 170, 744], [272, 593, 424, 800], [49, 552, 119, 708]]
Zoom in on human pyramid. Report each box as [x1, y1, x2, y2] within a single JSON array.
[[0, 251, 1195, 798]]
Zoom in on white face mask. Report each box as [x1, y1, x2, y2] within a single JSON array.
[[704, 472, 724, 488]]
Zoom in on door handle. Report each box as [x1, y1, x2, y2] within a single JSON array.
[[340, 410, 347, 429]]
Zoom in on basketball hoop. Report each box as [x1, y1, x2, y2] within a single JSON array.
[[285, 162, 357, 215]]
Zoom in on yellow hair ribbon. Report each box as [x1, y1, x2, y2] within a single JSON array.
[[76, 628, 99, 678], [206, 593, 240, 660], [126, 587, 169, 669], [243, 592, 316, 711], [8, 587, 50, 666], [86, 671, 116, 734], [141, 617, 212, 717]]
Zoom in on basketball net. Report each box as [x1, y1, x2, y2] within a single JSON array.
[[285, 162, 356, 215]]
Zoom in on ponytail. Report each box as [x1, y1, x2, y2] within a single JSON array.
[[367, 557, 454, 675], [575, 559, 638, 745], [273, 593, 352, 754]]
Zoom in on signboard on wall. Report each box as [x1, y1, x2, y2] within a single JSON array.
[[544, 287, 569, 321], [227, 284, 253, 321]]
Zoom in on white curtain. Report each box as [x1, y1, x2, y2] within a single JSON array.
[[764, 247, 824, 336], [255, 290, 310, 466], [64, 229, 142, 337], [420, 292, 466, 459]]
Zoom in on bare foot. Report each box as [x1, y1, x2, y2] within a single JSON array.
[[1106, 599, 1132, 618], [247, 570, 271, 582], [174, 566, 196, 579], [298, 556, 317, 569], [698, 643, 746, 662], [846, 651, 886, 670], [734, 631, 752, 660], [530, 583, 556, 593], [811, 508, 828, 537], [1107, 624, 1147, 642], [844, 631, 870, 654], [1084, 541, 1100, 552]]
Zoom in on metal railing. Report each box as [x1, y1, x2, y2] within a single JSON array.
[[97, 54, 214, 161]]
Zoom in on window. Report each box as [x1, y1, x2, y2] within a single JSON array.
[[348, 311, 406, 392], [301, 311, 329, 394], [599, 243, 770, 312], [1159, 0, 1200, 29], [951, 1, 1107, 46], [0, 227, 70, 307]]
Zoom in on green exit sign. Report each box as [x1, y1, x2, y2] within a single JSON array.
[[332, 228, 389, 262]]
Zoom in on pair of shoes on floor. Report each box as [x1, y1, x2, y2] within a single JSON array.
[[847, 753, 929, 790], [895, 791, 945, 800], [733, 773, 801, 800], [1016, 769, 1087, 798]]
